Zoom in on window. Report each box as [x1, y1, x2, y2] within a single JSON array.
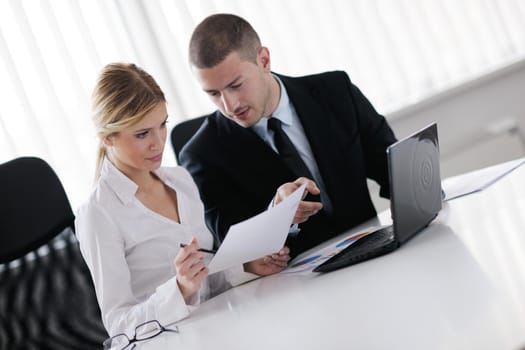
[[1, 0, 524, 208]]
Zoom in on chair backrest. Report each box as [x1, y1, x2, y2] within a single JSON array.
[[170, 116, 206, 163], [0, 157, 108, 347], [0, 157, 75, 263]]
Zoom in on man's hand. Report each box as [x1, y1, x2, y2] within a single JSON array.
[[274, 177, 323, 224], [244, 246, 291, 275]]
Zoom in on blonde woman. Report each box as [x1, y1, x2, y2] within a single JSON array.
[[75, 63, 297, 337]]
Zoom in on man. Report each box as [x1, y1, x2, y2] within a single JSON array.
[[180, 13, 397, 258]]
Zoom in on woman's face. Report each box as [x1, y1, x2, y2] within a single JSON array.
[[105, 102, 168, 178]]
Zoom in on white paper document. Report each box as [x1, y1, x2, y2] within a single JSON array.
[[442, 157, 525, 201], [207, 184, 306, 274], [281, 226, 385, 275]]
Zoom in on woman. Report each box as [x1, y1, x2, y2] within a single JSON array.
[[75, 63, 291, 337]]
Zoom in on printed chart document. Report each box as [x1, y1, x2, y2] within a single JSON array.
[[207, 184, 305, 274], [442, 157, 525, 201], [281, 226, 385, 275]]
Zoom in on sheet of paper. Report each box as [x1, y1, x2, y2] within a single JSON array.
[[280, 226, 386, 275], [442, 157, 525, 201], [207, 183, 306, 274]]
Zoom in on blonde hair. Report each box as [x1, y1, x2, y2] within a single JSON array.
[[91, 63, 166, 179]]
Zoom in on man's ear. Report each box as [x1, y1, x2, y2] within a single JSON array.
[[258, 47, 271, 71]]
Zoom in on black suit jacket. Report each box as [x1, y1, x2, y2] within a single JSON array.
[[180, 71, 397, 257]]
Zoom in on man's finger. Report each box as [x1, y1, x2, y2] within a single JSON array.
[[298, 201, 323, 212], [293, 177, 320, 196]]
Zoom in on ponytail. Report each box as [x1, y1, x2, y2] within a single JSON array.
[[94, 142, 106, 181]]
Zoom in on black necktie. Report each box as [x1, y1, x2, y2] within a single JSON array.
[[267, 117, 313, 179], [267, 117, 322, 204]]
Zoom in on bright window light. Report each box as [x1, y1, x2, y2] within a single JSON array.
[[1, 0, 524, 209]]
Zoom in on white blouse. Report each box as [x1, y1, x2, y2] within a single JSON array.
[[75, 158, 255, 336]]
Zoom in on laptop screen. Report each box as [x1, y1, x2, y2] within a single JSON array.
[[387, 123, 442, 244]]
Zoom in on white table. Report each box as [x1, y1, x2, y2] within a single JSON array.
[[139, 163, 525, 350]]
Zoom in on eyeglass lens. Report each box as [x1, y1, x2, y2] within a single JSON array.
[[103, 320, 178, 350]]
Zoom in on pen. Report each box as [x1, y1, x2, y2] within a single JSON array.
[[179, 243, 217, 254]]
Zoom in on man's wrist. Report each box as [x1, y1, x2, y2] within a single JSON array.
[[288, 224, 301, 237]]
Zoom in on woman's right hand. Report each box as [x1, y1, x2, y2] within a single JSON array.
[[174, 238, 208, 302]]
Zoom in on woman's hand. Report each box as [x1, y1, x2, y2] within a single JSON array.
[[174, 237, 208, 302], [244, 246, 291, 275], [274, 177, 323, 224]]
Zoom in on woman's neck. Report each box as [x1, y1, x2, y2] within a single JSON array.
[[107, 155, 158, 190]]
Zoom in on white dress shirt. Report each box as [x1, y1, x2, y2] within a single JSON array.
[[75, 158, 255, 336], [252, 75, 333, 214]]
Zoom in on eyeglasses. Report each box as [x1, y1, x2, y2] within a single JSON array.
[[103, 319, 179, 350]]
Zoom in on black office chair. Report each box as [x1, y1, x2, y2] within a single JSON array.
[[170, 116, 206, 163], [0, 157, 75, 263], [0, 157, 107, 349]]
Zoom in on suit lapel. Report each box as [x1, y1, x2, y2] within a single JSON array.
[[279, 75, 348, 207], [214, 113, 297, 200]]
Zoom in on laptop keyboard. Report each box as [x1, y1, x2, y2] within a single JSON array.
[[313, 225, 398, 273]]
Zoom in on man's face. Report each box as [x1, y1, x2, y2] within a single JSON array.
[[192, 49, 274, 128]]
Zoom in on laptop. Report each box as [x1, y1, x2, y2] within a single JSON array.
[[313, 123, 442, 273]]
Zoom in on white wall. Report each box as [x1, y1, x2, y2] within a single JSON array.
[[370, 58, 525, 211]]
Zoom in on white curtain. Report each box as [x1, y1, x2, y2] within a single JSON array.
[[1, 0, 525, 208]]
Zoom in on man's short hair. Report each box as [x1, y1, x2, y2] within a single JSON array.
[[189, 14, 261, 69]]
